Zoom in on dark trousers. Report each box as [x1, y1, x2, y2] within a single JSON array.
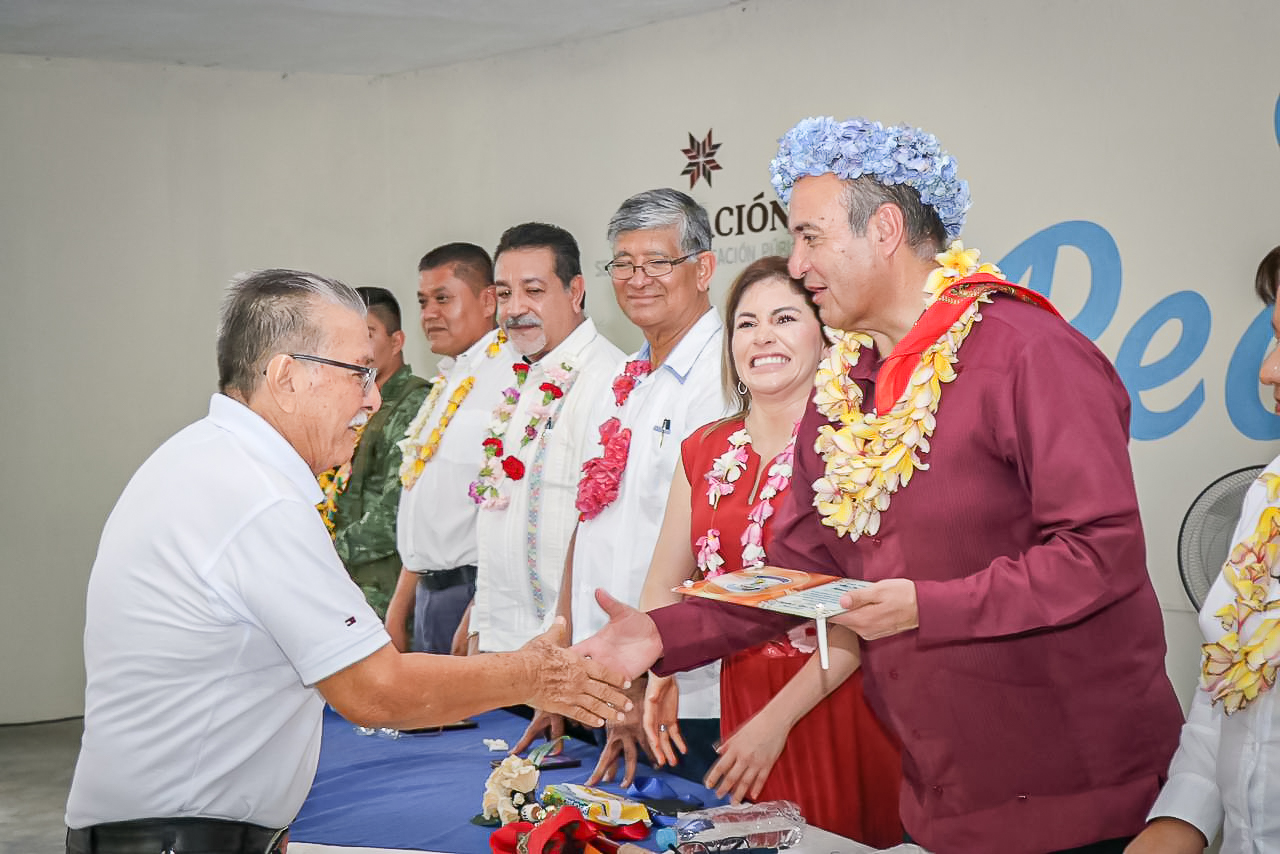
[[66, 818, 286, 854], [413, 566, 476, 654]]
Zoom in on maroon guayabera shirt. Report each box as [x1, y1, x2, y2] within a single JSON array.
[[650, 298, 1183, 854]]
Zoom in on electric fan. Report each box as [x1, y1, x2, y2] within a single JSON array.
[[1177, 465, 1267, 610]]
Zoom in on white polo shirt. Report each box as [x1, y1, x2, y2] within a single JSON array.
[[473, 319, 625, 651], [570, 307, 730, 718], [66, 394, 389, 830], [397, 328, 517, 573]]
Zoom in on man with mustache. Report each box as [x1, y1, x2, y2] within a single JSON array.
[[64, 269, 630, 854], [464, 223, 624, 655], [385, 243, 518, 654]]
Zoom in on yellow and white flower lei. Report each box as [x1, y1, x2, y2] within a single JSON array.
[[316, 422, 366, 535], [812, 241, 1001, 539], [398, 330, 506, 489], [1201, 473, 1280, 714]]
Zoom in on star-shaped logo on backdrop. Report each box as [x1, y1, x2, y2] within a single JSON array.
[[681, 129, 722, 188]]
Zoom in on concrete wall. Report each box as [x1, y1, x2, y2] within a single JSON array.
[[1, 0, 1277, 720]]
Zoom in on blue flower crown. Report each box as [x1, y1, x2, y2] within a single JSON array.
[[769, 116, 970, 240]]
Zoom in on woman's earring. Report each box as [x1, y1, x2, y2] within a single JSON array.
[[736, 380, 748, 396]]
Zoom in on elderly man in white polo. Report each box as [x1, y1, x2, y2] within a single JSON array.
[[64, 269, 629, 854]]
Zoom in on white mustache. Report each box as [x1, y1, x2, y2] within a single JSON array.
[[505, 314, 543, 329], [349, 411, 370, 429]]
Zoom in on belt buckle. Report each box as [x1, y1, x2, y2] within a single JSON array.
[[265, 827, 289, 853]]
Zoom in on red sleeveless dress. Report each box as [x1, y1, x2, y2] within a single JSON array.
[[681, 419, 903, 847]]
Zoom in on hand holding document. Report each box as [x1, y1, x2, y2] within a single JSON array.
[[673, 567, 870, 668]]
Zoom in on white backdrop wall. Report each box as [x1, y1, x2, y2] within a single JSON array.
[[1, 0, 1276, 722]]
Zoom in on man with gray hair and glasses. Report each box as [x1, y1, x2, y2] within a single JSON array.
[[515, 189, 729, 788], [64, 269, 631, 854]]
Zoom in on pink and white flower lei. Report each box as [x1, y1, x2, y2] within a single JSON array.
[[695, 427, 798, 577], [520, 362, 576, 449], [704, 429, 750, 509], [742, 435, 796, 568], [696, 425, 810, 651], [471, 361, 577, 510], [694, 529, 726, 576], [469, 363, 528, 509]]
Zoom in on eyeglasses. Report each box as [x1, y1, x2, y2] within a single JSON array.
[[604, 251, 703, 281], [287, 353, 378, 394]]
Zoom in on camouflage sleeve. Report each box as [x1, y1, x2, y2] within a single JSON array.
[[333, 382, 430, 568]]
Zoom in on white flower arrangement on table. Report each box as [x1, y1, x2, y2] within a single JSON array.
[[482, 754, 542, 825], [479, 737, 569, 825]]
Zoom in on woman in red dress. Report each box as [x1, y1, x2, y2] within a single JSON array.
[[637, 256, 902, 846]]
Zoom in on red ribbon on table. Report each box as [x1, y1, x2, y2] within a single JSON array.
[[490, 806, 648, 854]]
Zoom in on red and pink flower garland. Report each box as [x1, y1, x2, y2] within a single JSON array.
[[575, 359, 651, 521]]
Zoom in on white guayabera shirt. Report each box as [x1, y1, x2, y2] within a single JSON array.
[[473, 318, 625, 651], [397, 328, 518, 574], [570, 307, 730, 719]]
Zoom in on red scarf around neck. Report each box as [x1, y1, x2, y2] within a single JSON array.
[[873, 272, 1061, 414]]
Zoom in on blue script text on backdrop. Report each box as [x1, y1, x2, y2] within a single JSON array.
[[998, 220, 1277, 441]]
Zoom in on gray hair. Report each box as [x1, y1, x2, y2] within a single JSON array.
[[843, 176, 947, 260], [606, 188, 713, 255], [216, 268, 366, 397]]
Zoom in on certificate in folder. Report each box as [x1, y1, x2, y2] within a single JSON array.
[[673, 567, 871, 668], [674, 566, 868, 617]]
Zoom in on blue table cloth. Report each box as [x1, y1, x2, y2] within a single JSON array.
[[292, 708, 725, 853]]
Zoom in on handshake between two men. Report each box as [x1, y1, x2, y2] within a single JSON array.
[[513, 579, 920, 792]]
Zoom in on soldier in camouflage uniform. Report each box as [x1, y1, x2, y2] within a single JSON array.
[[319, 287, 429, 623]]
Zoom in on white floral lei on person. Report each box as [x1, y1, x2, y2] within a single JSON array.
[[398, 330, 506, 489], [812, 241, 1001, 539]]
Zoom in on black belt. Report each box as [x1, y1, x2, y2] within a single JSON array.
[[417, 564, 476, 591], [66, 817, 287, 854]]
